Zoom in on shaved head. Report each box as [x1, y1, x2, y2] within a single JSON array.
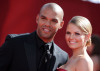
[[36, 3, 64, 42], [40, 3, 64, 21]]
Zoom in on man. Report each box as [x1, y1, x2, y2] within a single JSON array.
[[0, 3, 68, 71]]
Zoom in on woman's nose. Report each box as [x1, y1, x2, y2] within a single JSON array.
[[69, 34, 74, 39]]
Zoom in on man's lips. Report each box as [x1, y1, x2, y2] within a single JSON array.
[[43, 28, 50, 33]]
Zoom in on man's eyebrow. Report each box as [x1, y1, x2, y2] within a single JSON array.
[[40, 15, 45, 17]]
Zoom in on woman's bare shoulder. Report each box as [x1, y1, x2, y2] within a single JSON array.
[[76, 56, 93, 71]]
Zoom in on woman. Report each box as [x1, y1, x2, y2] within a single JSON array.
[[57, 16, 93, 71]]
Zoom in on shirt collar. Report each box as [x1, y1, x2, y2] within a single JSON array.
[[36, 33, 45, 48], [46, 42, 53, 50], [35, 32, 53, 49]]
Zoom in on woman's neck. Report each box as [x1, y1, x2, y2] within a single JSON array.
[[72, 46, 87, 58]]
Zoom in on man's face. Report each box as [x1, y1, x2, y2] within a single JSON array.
[[36, 8, 64, 42]]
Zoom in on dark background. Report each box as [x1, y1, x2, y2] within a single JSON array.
[[0, 0, 100, 56]]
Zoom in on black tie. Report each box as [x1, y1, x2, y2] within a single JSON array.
[[38, 44, 52, 71], [44, 44, 52, 63]]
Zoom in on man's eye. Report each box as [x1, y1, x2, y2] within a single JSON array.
[[41, 17, 46, 19], [52, 19, 58, 23]]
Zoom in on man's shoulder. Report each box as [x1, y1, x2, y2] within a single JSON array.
[[53, 43, 69, 67], [53, 43, 68, 56], [53, 43, 65, 52], [5, 31, 36, 41], [8, 33, 29, 38], [6, 33, 30, 40]]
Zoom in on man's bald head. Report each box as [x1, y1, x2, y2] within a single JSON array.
[[39, 3, 64, 21], [36, 3, 64, 42]]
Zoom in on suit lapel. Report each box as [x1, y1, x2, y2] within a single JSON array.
[[53, 43, 59, 71], [48, 43, 58, 71]]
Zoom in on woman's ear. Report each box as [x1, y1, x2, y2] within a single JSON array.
[[85, 33, 91, 41]]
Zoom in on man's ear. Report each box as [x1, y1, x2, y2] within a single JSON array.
[[36, 14, 39, 24], [59, 21, 64, 29]]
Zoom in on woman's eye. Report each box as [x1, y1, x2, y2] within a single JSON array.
[[75, 33, 80, 35], [66, 32, 70, 34]]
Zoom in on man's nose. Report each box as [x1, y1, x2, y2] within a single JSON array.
[[45, 20, 51, 26]]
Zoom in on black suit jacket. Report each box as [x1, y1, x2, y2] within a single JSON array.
[[0, 31, 68, 71]]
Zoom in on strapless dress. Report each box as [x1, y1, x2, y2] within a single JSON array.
[[56, 68, 67, 71]]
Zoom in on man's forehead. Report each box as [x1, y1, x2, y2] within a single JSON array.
[[40, 14, 59, 20], [41, 9, 61, 17]]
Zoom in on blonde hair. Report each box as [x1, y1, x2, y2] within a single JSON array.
[[68, 16, 92, 46]]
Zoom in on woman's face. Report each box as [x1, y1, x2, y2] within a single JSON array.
[[65, 23, 87, 49]]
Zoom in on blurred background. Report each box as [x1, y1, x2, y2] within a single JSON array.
[[0, 0, 100, 56]]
